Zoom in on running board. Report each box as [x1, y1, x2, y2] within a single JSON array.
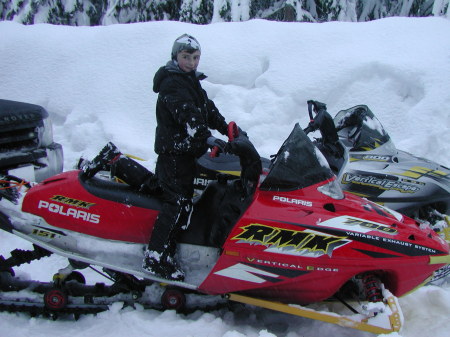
[[11, 230, 198, 290], [227, 292, 403, 334]]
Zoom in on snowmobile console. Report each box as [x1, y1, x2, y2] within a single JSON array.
[[179, 178, 252, 248]]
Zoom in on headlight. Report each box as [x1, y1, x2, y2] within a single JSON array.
[[317, 179, 344, 200], [38, 117, 54, 147]]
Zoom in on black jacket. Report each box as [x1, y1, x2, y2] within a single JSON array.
[[307, 109, 339, 144], [153, 61, 228, 157]]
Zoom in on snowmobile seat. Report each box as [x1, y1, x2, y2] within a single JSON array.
[[179, 178, 251, 248], [78, 171, 162, 210]]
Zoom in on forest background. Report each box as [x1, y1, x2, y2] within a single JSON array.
[[1, 0, 449, 26]]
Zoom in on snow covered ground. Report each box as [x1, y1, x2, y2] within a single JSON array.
[[0, 17, 450, 337]]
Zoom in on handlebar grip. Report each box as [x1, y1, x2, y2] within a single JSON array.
[[210, 121, 239, 158], [228, 121, 239, 141], [209, 146, 219, 158]]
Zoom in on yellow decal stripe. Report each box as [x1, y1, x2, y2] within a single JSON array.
[[217, 170, 241, 177], [410, 166, 431, 174], [400, 171, 422, 179], [398, 166, 449, 179], [430, 170, 448, 177]]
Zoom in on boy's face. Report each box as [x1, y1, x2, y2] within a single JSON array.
[[177, 50, 201, 73]]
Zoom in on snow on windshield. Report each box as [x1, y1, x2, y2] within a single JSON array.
[[314, 147, 330, 169], [363, 114, 385, 136]]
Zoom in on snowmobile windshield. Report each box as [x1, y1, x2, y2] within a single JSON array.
[[334, 105, 391, 152], [260, 123, 334, 191]]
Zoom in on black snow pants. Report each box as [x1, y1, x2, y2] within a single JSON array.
[[110, 154, 195, 255], [146, 154, 196, 255], [110, 156, 159, 193]]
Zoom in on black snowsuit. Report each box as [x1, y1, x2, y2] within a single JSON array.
[[305, 106, 339, 146], [148, 61, 228, 255], [304, 102, 343, 172]]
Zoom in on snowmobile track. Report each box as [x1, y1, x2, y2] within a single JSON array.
[[0, 246, 231, 319]]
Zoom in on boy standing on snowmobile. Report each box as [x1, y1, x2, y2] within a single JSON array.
[[303, 100, 343, 171], [142, 34, 230, 281]]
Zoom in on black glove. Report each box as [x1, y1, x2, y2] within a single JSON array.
[[237, 127, 248, 138], [304, 121, 315, 134], [207, 136, 230, 154]]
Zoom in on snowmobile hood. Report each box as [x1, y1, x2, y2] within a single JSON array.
[[153, 61, 206, 93], [332, 104, 450, 217], [0, 99, 48, 125]]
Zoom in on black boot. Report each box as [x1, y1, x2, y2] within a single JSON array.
[[142, 248, 185, 281], [83, 142, 121, 178]]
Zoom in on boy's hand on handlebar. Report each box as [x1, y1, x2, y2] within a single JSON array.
[[207, 136, 231, 154], [304, 121, 315, 134]]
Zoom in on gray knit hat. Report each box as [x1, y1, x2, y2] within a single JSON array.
[[171, 34, 201, 60]]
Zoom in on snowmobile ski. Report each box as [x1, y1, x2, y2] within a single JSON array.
[[228, 291, 402, 334]]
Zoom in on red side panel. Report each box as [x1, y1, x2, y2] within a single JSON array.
[[199, 187, 449, 303], [22, 171, 157, 243]]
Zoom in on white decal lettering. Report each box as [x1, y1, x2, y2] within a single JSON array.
[[38, 200, 101, 224], [273, 195, 312, 207]]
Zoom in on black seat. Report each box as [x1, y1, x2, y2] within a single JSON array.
[[79, 171, 162, 210]]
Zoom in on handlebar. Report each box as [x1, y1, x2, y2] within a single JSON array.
[[307, 100, 315, 122], [210, 121, 239, 158]]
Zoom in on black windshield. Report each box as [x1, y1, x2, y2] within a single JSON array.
[[260, 124, 334, 191], [334, 105, 390, 151]]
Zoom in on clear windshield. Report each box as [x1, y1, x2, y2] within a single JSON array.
[[260, 124, 334, 191], [334, 105, 391, 152]]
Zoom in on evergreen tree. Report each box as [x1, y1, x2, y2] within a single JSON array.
[[213, 0, 232, 22], [179, 0, 213, 24]]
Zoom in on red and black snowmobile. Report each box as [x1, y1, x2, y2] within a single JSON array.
[[0, 123, 449, 333]]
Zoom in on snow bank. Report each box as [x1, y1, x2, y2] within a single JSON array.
[[0, 17, 449, 337]]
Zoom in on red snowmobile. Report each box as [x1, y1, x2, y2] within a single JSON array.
[[0, 123, 449, 333]]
